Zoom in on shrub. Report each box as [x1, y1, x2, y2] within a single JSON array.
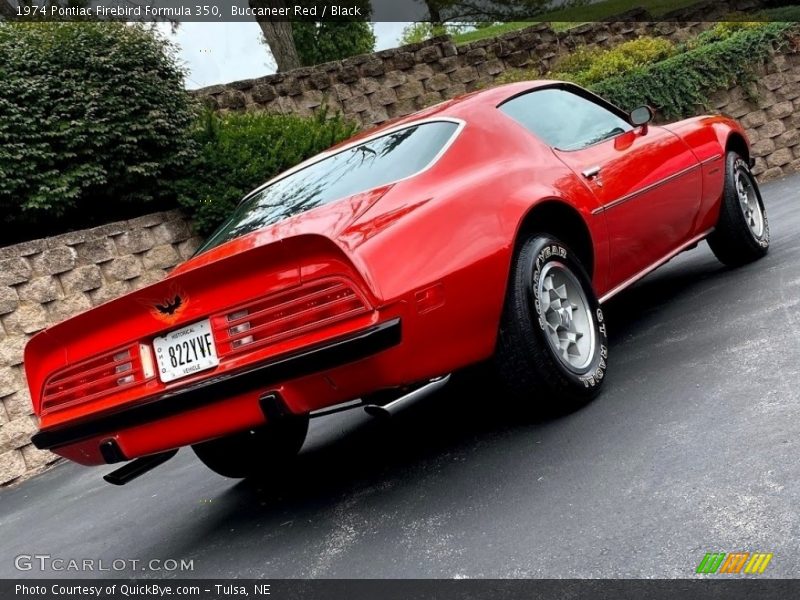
[[496, 36, 675, 87], [688, 19, 764, 49], [550, 45, 601, 75], [0, 22, 195, 242], [493, 23, 796, 121], [494, 65, 541, 85], [553, 37, 677, 86], [594, 22, 796, 118], [178, 109, 358, 236]]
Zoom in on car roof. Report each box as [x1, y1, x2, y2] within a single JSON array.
[[330, 80, 561, 149], [242, 81, 572, 203]]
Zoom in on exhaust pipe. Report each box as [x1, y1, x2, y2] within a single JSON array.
[[363, 375, 450, 418], [103, 449, 179, 486]]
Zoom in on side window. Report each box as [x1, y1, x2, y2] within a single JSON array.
[[499, 88, 633, 151]]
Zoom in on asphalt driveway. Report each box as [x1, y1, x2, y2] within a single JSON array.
[[1, 175, 798, 579]]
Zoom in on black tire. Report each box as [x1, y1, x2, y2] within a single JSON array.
[[707, 152, 769, 266], [192, 415, 309, 479], [495, 234, 609, 410]]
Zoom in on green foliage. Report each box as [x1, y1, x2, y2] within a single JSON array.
[[0, 22, 195, 238], [494, 65, 541, 85], [292, 20, 375, 66], [496, 35, 675, 85], [178, 109, 357, 235], [398, 21, 479, 45], [761, 5, 800, 21], [550, 45, 600, 74], [495, 23, 796, 121], [552, 37, 677, 86], [593, 22, 796, 119], [688, 19, 764, 49], [399, 22, 448, 45]]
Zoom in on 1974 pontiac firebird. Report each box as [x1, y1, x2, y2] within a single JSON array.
[[25, 82, 769, 484]]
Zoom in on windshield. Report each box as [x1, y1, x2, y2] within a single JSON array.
[[196, 120, 460, 253]]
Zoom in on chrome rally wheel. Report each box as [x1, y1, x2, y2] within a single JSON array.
[[734, 165, 765, 240], [537, 261, 596, 372], [495, 234, 609, 412], [708, 152, 769, 266]]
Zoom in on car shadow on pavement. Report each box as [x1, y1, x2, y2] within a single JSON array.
[[176, 246, 743, 537], [601, 246, 731, 343]]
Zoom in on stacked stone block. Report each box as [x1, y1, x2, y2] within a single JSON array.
[[0, 211, 201, 485]]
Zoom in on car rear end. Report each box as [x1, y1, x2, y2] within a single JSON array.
[[25, 114, 484, 470], [25, 233, 407, 466]]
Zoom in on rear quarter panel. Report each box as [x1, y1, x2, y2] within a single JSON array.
[[338, 107, 609, 371]]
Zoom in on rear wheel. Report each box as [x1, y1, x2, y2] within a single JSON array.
[[707, 152, 769, 266], [192, 415, 309, 479], [495, 234, 608, 411]]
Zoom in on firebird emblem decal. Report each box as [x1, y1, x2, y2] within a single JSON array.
[[156, 295, 183, 316], [141, 286, 189, 325]]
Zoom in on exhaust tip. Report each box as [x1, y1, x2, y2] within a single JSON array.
[[363, 404, 391, 418], [363, 374, 450, 419], [102, 449, 179, 486]]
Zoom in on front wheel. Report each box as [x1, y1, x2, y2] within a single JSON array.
[[495, 234, 609, 412], [707, 152, 769, 266], [192, 415, 309, 479]]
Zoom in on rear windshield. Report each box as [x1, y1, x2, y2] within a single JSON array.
[[197, 120, 459, 253]]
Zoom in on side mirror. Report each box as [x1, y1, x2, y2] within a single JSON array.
[[630, 106, 654, 133]]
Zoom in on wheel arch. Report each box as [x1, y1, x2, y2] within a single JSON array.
[[513, 199, 596, 279], [725, 131, 751, 164]]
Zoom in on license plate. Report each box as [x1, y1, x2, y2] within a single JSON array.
[[153, 319, 219, 383]]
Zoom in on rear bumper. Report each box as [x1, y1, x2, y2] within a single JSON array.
[[31, 318, 402, 453]]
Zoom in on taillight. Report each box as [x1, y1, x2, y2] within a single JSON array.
[[214, 277, 370, 356], [41, 343, 155, 414]]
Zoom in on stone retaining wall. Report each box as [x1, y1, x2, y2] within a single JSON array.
[[194, 17, 800, 180], [196, 15, 709, 129], [711, 51, 800, 180], [0, 211, 201, 484]]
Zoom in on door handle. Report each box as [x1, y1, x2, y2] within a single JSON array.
[[582, 165, 602, 179]]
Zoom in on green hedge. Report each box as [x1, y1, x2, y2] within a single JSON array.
[[0, 22, 196, 240], [552, 37, 678, 87], [177, 109, 357, 236], [496, 22, 797, 120], [593, 22, 797, 118], [0, 22, 359, 246]]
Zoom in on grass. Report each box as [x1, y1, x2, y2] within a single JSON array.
[[450, 0, 706, 44]]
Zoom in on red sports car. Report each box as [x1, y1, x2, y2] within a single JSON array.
[[26, 81, 769, 484]]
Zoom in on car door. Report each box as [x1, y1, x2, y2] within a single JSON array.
[[499, 86, 702, 292]]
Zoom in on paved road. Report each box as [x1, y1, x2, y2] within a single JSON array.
[[2, 176, 799, 579]]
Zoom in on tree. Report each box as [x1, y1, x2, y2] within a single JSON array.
[[0, 21, 195, 240], [249, 0, 301, 72], [4, 0, 375, 73], [410, 0, 586, 40], [422, 0, 568, 23], [292, 20, 375, 67], [250, 0, 374, 72]]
